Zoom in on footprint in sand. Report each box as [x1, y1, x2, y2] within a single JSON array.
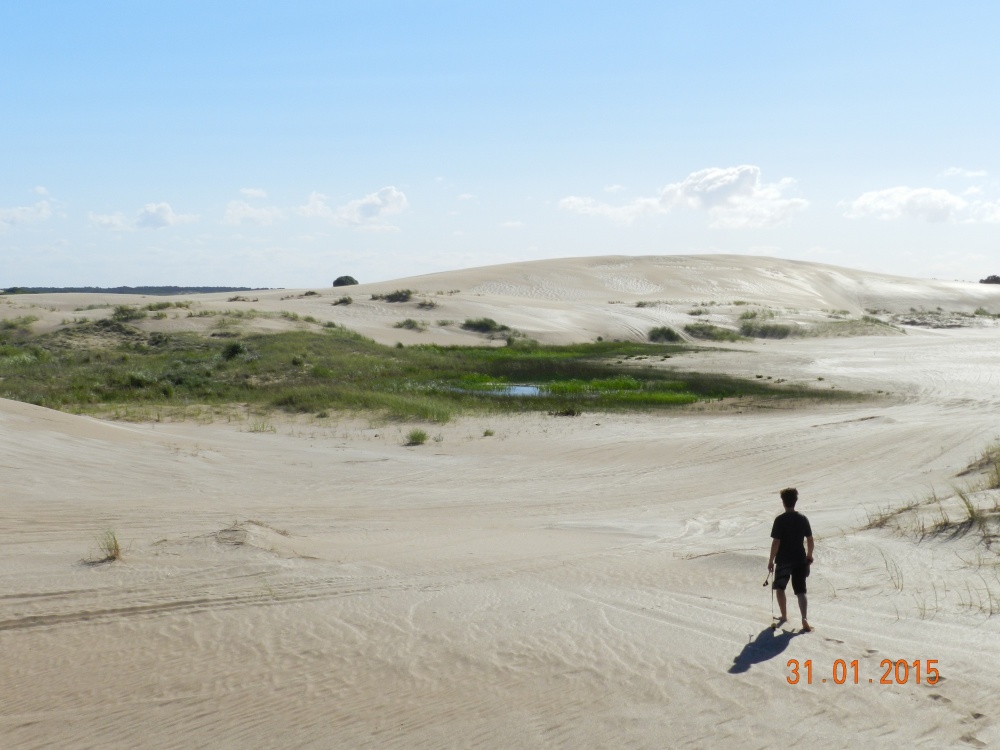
[[863, 648, 878, 657], [928, 693, 952, 703], [959, 735, 986, 748], [824, 637, 844, 644]]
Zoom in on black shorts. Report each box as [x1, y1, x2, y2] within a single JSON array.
[[773, 562, 809, 595]]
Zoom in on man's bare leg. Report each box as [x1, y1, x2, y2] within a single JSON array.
[[797, 593, 811, 631], [774, 589, 788, 627]]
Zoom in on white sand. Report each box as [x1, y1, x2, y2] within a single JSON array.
[[2, 255, 1000, 748]]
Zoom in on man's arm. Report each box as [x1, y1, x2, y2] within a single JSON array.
[[768, 538, 780, 572], [806, 536, 814, 564]]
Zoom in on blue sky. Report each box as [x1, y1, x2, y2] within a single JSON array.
[[2, 1, 998, 287]]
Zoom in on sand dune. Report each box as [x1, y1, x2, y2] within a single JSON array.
[[2, 255, 1000, 748]]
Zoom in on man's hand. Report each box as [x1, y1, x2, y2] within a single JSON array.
[[767, 562, 774, 573], [806, 556, 814, 565]]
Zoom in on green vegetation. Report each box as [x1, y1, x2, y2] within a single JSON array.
[[683, 323, 743, 342], [332, 296, 353, 306], [3, 286, 264, 295], [144, 301, 192, 311], [648, 326, 681, 343], [461, 318, 510, 334], [111, 305, 147, 322], [405, 428, 429, 445], [96, 530, 123, 562], [333, 276, 358, 287], [0, 324, 856, 423], [372, 289, 413, 302], [739, 321, 793, 339], [394, 318, 426, 331], [1, 315, 39, 333]]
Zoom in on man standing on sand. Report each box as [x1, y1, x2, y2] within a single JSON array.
[[767, 487, 814, 632]]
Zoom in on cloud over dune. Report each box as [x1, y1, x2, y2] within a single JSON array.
[[89, 202, 197, 231], [843, 187, 978, 223], [298, 186, 408, 229], [560, 166, 807, 228], [0, 198, 53, 230], [222, 200, 284, 226], [844, 187, 966, 222]]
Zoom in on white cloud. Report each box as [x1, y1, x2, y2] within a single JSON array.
[[975, 199, 1000, 223], [297, 191, 334, 219], [338, 187, 408, 226], [558, 195, 660, 223], [603, 184, 625, 193], [222, 200, 284, 226], [88, 212, 131, 231], [560, 166, 807, 228], [0, 199, 52, 230], [89, 202, 197, 231], [456, 193, 474, 201], [299, 186, 409, 229], [239, 187, 268, 198], [32, 186, 50, 196], [940, 167, 987, 178], [843, 187, 967, 222], [136, 202, 197, 229]]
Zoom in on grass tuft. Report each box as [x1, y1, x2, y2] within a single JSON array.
[[96, 530, 123, 562], [405, 428, 428, 446]]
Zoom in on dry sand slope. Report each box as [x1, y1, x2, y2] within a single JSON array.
[[2, 255, 1000, 749]]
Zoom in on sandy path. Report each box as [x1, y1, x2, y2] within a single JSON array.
[[3, 261, 1000, 747]]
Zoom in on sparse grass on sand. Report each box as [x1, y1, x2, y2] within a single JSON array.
[[87, 530, 123, 564], [864, 442, 1000, 549]]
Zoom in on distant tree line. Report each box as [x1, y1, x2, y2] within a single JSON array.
[[981, 275, 1000, 285], [1, 286, 276, 295]]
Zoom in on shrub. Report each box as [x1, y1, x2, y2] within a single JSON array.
[[683, 323, 742, 341], [461, 318, 510, 334], [739, 321, 793, 339], [0, 315, 39, 331], [417, 299, 438, 309], [980, 275, 1000, 285], [648, 326, 681, 342], [333, 276, 359, 287], [332, 296, 353, 306], [405, 428, 428, 446], [221, 341, 248, 360], [372, 289, 413, 303], [111, 305, 146, 322], [394, 319, 426, 331]]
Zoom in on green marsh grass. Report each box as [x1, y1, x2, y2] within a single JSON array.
[[0, 325, 857, 423]]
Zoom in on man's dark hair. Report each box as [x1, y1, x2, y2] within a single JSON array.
[[780, 487, 798, 508]]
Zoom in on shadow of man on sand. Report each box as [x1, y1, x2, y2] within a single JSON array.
[[728, 627, 801, 674]]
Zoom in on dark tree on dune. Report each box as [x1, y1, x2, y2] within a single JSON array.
[[333, 276, 359, 287], [980, 275, 1000, 285]]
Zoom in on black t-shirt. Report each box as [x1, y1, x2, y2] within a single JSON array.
[[770, 510, 812, 565]]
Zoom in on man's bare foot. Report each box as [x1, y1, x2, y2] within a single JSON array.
[[771, 616, 787, 629], [801, 619, 812, 632]]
